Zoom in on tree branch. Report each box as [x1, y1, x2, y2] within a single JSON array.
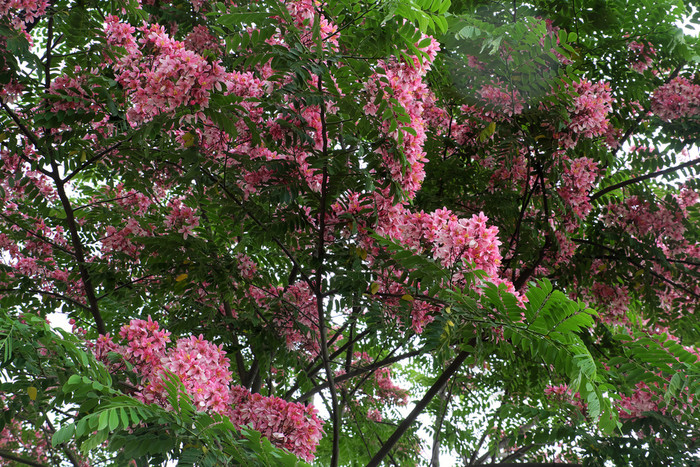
[[315, 70, 341, 467], [284, 327, 372, 400], [62, 136, 134, 184], [0, 450, 49, 467], [295, 348, 423, 403], [0, 212, 74, 256], [513, 166, 552, 290], [0, 288, 91, 312], [0, 101, 53, 177], [430, 378, 455, 467], [366, 350, 469, 467], [50, 159, 106, 334], [590, 157, 700, 202]]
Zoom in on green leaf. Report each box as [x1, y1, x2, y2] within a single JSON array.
[[97, 410, 109, 431], [52, 424, 75, 446], [109, 409, 119, 432]]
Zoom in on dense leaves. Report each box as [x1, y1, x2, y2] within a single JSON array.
[[1, 0, 699, 465]]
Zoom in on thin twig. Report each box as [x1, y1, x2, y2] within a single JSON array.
[[589, 157, 700, 202], [296, 349, 422, 403]]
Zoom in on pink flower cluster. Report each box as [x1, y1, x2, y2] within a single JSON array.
[[562, 80, 613, 148], [364, 34, 440, 198], [164, 198, 200, 239], [602, 195, 686, 242], [282, 0, 339, 50], [543, 384, 586, 412], [628, 41, 656, 74], [184, 25, 222, 55], [478, 81, 525, 118], [0, 418, 50, 466], [235, 253, 258, 280], [89, 318, 324, 461], [617, 381, 659, 419], [557, 156, 600, 218], [650, 76, 700, 121], [0, 0, 47, 30], [337, 352, 408, 420], [390, 209, 503, 279], [590, 282, 630, 325], [103, 16, 227, 125], [228, 386, 324, 462], [148, 335, 233, 412], [247, 281, 321, 357], [101, 218, 150, 258], [332, 188, 519, 331]]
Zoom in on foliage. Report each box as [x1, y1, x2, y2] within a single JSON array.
[[0, 0, 699, 465]]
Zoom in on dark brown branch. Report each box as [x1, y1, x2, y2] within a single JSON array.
[[73, 194, 140, 212], [95, 275, 155, 301], [44, 417, 81, 467], [571, 238, 700, 299], [0, 212, 74, 256], [284, 327, 372, 400], [590, 157, 700, 202], [315, 70, 340, 467], [208, 172, 316, 293], [231, 338, 249, 384], [62, 137, 134, 184], [366, 350, 469, 467], [0, 288, 91, 312], [473, 419, 538, 464], [0, 101, 53, 177], [0, 450, 49, 467], [502, 155, 535, 273], [51, 162, 106, 334], [499, 443, 541, 463], [430, 378, 456, 467], [513, 167, 552, 290], [468, 427, 491, 465], [44, 4, 53, 92]]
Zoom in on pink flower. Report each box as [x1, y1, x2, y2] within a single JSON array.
[[651, 76, 700, 121]]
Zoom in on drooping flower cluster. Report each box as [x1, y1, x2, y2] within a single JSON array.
[[478, 81, 525, 118], [364, 34, 441, 198], [394, 209, 503, 279], [628, 40, 656, 74], [602, 195, 686, 242], [247, 281, 321, 357], [0, 418, 50, 466], [557, 156, 600, 219], [103, 15, 227, 125], [228, 386, 324, 463], [89, 318, 324, 461], [617, 381, 660, 419], [650, 76, 700, 121], [561, 79, 613, 148], [334, 352, 409, 424], [590, 282, 631, 325], [543, 384, 587, 413], [0, 0, 48, 31], [164, 198, 200, 239]]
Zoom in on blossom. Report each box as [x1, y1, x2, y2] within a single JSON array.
[[561, 79, 613, 148], [651, 76, 700, 121], [164, 199, 200, 239], [88, 319, 323, 461], [227, 387, 324, 462]]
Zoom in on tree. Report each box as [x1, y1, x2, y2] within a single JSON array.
[[0, 0, 699, 465]]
